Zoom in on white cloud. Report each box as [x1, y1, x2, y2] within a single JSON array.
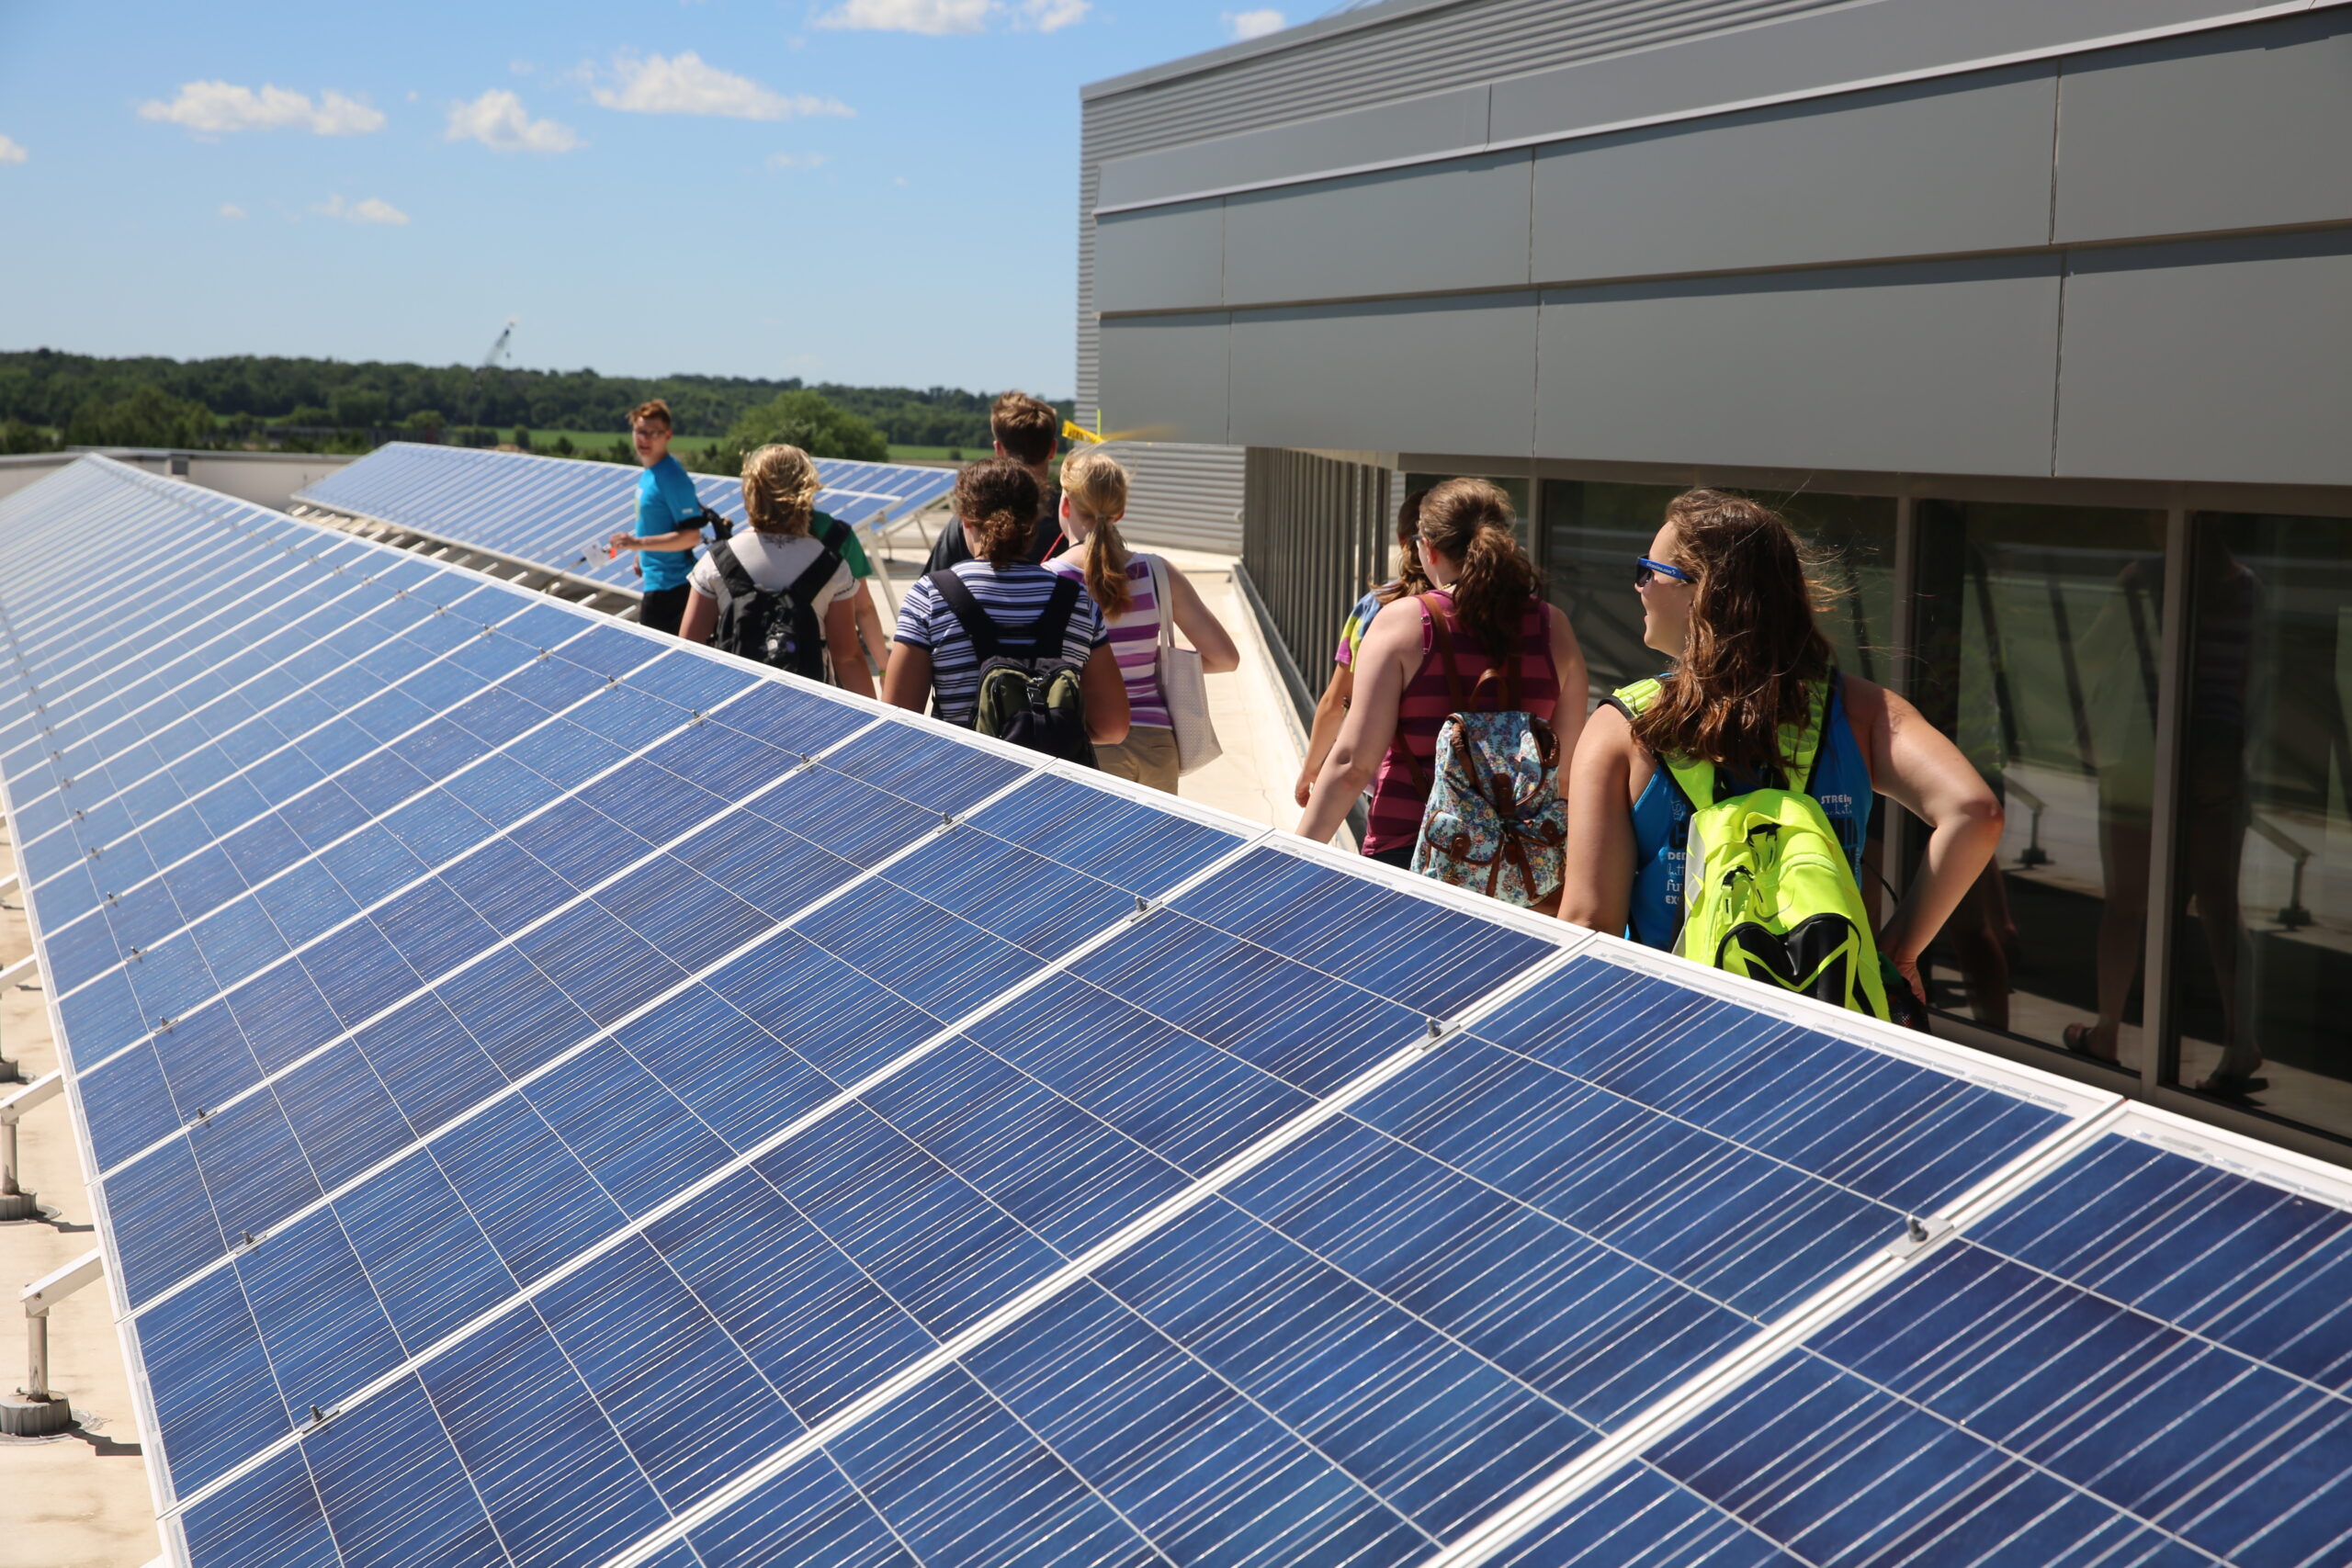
[[447, 90, 582, 152], [137, 81, 385, 136], [219, 202, 246, 219], [591, 51, 850, 119], [1019, 0, 1090, 29], [311, 194, 409, 226], [1223, 8, 1286, 39], [766, 151, 830, 169], [0, 134, 25, 164], [815, 0, 1088, 32]]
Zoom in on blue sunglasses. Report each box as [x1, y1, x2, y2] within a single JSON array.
[[1634, 557, 1692, 587]]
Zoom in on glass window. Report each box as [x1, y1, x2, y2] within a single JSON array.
[[1539, 480, 1895, 704], [2167, 513, 2352, 1133], [1911, 502, 2167, 1065]]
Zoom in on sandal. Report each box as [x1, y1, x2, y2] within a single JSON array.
[[2196, 1065, 2270, 1101], [2062, 1023, 2121, 1066]]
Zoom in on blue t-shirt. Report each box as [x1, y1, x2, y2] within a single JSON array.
[[635, 456, 702, 592]]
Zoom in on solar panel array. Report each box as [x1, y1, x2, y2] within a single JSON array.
[[7, 453, 2348, 1568], [293, 443, 957, 595]]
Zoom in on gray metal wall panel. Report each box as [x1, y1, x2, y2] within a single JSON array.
[[1098, 313, 1231, 446], [1227, 293, 1537, 457], [2055, 231, 2352, 488], [1224, 152, 1532, 308], [2055, 11, 2352, 243], [1491, 0, 2272, 147], [1531, 66, 2057, 283], [1535, 256, 2063, 474], [1079, 0, 1859, 413], [1098, 86, 1489, 210], [1094, 200, 1225, 314]]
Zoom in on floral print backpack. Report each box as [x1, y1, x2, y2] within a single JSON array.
[[1407, 598, 1566, 909]]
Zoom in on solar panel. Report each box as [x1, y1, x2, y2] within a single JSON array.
[[291, 444, 959, 596], [6, 454, 2343, 1568]]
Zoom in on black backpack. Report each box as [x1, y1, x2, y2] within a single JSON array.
[[709, 536, 841, 682], [925, 570, 1094, 764]]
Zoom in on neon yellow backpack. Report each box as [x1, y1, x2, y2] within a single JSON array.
[[1613, 676, 1892, 1022]]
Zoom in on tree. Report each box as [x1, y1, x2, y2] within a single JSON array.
[[63, 385, 214, 449], [331, 387, 390, 431], [0, 418, 52, 455], [401, 408, 445, 444], [701, 389, 888, 476]]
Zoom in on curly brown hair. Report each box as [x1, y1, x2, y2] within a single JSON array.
[[952, 458, 1042, 567], [1628, 489, 1837, 775], [1416, 478, 1543, 660]]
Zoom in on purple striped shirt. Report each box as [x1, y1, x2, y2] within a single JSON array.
[[1049, 553, 1170, 728]]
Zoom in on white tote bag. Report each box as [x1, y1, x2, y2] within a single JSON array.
[[1145, 553, 1223, 775]]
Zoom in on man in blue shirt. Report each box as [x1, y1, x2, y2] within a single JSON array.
[[606, 399, 705, 635]]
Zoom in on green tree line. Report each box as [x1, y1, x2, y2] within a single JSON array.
[[0, 347, 1071, 453]]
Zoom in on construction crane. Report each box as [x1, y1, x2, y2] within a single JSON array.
[[464, 318, 517, 437]]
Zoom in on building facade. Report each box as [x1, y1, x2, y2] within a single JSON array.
[[1081, 0, 2352, 1158]]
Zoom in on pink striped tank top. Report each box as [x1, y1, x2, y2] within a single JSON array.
[[1048, 552, 1170, 729], [1362, 592, 1558, 854]]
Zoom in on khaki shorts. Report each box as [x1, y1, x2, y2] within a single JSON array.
[[1093, 724, 1180, 794]]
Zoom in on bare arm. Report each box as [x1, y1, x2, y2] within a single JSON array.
[[1164, 563, 1240, 674], [678, 587, 718, 646], [880, 642, 932, 713], [1296, 604, 1419, 843], [608, 527, 703, 554], [1559, 704, 1637, 934], [1296, 663, 1354, 809], [851, 581, 889, 671], [1846, 674, 2004, 989], [824, 597, 874, 699], [1080, 644, 1131, 744]]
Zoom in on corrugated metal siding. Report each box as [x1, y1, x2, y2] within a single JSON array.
[[1098, 440, 1246, 553]]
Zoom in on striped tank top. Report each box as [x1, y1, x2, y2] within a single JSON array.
[[1048, 552, 1170, 729], [1362, 592, 1559, 855]]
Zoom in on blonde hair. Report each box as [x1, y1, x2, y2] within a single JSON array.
[[741, 444, 821, 536], [1061, 448, 1136, 617], [628, 399, 673, 431]]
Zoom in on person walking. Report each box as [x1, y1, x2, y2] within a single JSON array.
[[1296, 479, 1587, 876], [1559, 490, 2000, 1009], [1295, 489, 1431, 809], [606, 399, 706, 636], [678, 445, 873, 696], [922, 392, 1065, 572], [1044, 449, 1238, 792], [885, 458, 1129, 746]]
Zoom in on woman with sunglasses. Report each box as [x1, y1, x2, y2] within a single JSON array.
[[1560, 490, 2001, 1010]]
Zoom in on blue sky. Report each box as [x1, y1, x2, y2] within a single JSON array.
[[0, 1, 1300, 399]]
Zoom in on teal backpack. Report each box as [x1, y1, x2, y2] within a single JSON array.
[[1612, 675, 1892, 1022]]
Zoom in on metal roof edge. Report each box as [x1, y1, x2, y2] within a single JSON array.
[[1080, 0, 1466, 103]]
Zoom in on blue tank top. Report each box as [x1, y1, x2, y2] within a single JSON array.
[[1625, 676, 1874, 952]]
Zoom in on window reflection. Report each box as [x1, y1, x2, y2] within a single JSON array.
[[1538, 480, 1895, 705], [1913, 502, 2167, 1064], [2170, 514, 2352, 1131]]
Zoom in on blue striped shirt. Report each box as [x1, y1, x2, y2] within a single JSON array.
[[894, 560, 1106, 727]]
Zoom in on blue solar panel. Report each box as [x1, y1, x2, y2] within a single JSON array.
[[293, 443, 956, 595], [5, 456, 2337, 1568]]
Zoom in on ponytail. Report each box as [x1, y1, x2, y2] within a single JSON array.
[[1061, 449, 1134, 617], [1417, 478, 1541, 658]]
